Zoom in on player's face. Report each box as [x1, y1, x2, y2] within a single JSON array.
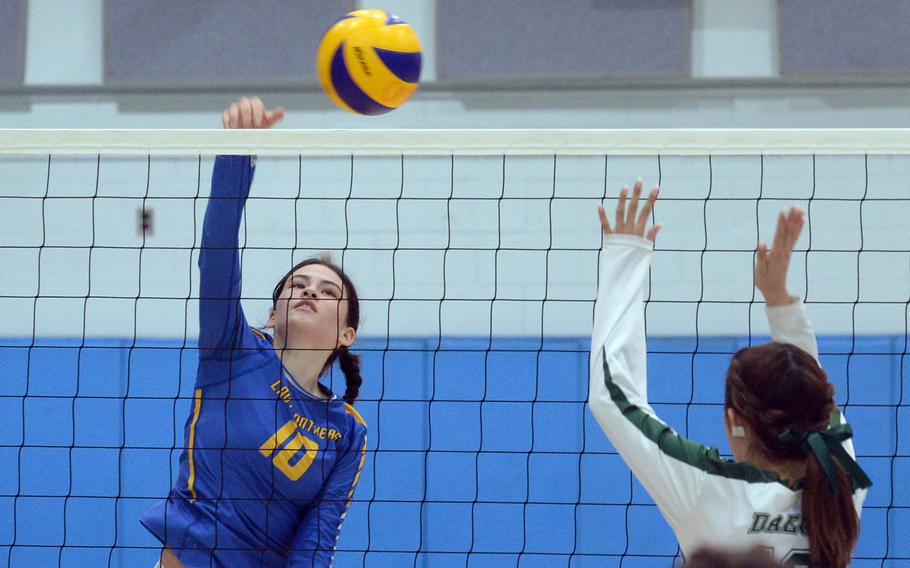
[[269, 264, 356, 350]]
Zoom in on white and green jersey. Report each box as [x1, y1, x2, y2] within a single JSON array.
[[588, 234, 869, 565]]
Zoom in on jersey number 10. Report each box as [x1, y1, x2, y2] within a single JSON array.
[[259, 420, 320, 481]]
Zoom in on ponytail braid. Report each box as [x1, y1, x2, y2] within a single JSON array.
[[338, 347, 362, 404]]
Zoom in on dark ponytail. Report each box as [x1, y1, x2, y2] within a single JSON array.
[[272, 254, 363, 404], [802, 448, 857, 567], [725, 342, 860, 568]]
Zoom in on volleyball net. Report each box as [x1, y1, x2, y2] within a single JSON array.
[[0, 129, 906, 567]]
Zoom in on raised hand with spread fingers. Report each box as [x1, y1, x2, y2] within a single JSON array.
[[597, 179, 662, 242], [755, 206, 805, 307]]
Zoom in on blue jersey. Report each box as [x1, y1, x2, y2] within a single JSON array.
[[141, 156, 368, 568]]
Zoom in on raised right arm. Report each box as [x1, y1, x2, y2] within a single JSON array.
[[198, 97, 285, 356], [197, 155, 256, 355]]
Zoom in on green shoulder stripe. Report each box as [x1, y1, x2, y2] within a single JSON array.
[[601, 351, 791, 488]]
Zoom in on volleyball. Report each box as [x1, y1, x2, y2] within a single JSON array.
[[316, 9, 422, 115]]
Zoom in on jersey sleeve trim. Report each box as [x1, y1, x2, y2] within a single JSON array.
[[344, 403, 367, 428], [342, 404, 368, 502], [186, 388, 204, 502], [348, 435, 368, 501], [600, 350, 792, 488]]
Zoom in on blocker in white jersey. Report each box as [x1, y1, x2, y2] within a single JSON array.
[[587, 182, 871, 567]]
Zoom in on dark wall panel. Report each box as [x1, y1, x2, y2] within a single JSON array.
[[780, 0, 910, 75], [0, 0, 27, 85], [104, 0, 355, 86], [438, 0, 690, 82]]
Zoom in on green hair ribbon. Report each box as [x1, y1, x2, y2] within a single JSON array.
[[779, 423, 872, 495]]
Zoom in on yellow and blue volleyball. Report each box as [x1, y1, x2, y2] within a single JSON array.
[[316, 9, 422, 115]]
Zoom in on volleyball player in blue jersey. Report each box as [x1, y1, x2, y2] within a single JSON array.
[[141, 97, 368, 568]]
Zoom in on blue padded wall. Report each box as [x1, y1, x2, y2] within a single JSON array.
[[0, 334, 900, 566]]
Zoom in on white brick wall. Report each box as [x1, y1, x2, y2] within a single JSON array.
[[2, 153, 907, 339]]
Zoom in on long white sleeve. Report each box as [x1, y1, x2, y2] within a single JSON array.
[[766, 297, 818, 362], [588, 234, 712, 529]]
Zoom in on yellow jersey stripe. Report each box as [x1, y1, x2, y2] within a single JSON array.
[[343, 404, 368, 499], [344, 403, 367, 427], [187, 388, 203, 502], [347, 435, 368, 499], [250, 327, 267, 341]]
